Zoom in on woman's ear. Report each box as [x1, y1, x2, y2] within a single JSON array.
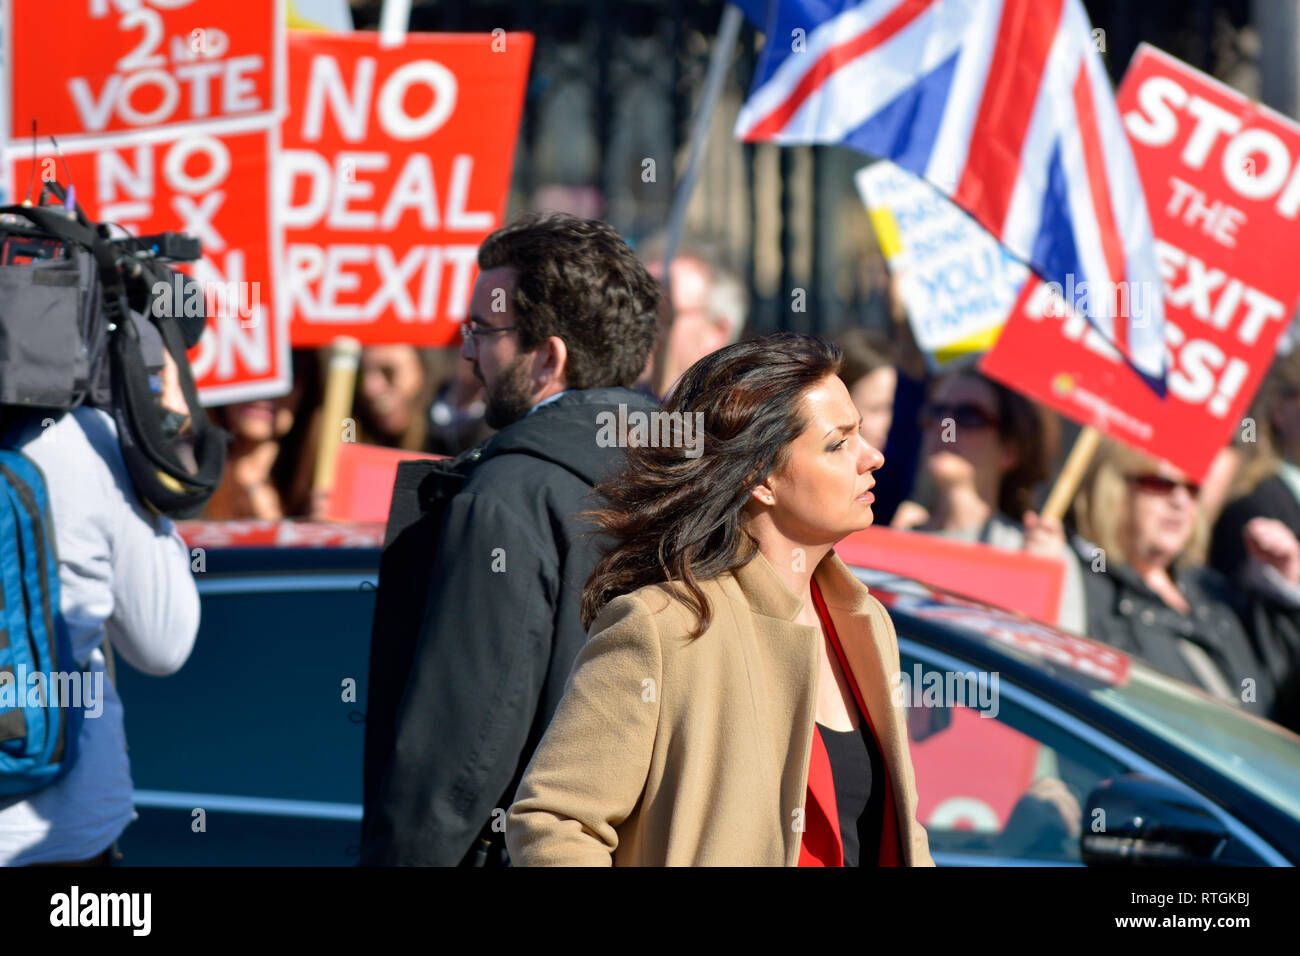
[[750, 477, 777, 508]]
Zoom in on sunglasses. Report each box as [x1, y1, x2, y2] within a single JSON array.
[[1126, 474, 1201, 497], [919, 402, 998, 430]]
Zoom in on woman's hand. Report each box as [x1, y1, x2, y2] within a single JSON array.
[[1243, 516, 1300, 585], [1022, 510, 1066, 559], [890, 499, 930, 530]]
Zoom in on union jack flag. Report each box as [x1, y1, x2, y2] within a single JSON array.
[[734, 0, 1167, 390]]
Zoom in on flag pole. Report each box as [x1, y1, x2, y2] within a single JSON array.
[[1040, 425, 1102, 523], [652, 2, 745, 397], [378, 0, 412, 46]]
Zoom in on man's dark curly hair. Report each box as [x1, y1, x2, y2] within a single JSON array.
[[477, 212, 661, 389]]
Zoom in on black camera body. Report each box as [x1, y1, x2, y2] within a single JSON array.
[[0, 184, 226, 517]]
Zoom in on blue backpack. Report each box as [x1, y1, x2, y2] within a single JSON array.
[[0, 437, 84, 796]]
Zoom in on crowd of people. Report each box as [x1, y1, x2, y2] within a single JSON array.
[[199, 216, 1300, 741], [184, 211, 1300, 867]]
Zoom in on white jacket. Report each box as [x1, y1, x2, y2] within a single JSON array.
[[0, 407, 199, 865]]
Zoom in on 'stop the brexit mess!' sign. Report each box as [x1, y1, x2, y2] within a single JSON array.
[[983, 45, 1300, 482]]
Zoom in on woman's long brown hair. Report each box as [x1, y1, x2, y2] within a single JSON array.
[[581, 333, 843, 637]]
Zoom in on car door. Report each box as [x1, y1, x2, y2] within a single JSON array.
[[896, 638, 1283, 866], [114, 558, 377, 865]]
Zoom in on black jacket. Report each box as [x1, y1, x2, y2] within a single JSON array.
[[1209, 474, 1300, 590], [360, 386, 657, 865], [1082, 560, 1276, 720]]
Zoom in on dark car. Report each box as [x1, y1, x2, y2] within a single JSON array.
[[113, 522, 1300, 866]]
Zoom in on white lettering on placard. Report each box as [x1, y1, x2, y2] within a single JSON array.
[[1123, 72, 1300, 216], [301, 55, 376, 142], [376, 60, 457, 140], [189, 251, 268, 381], [65, 2, 263, 131], [279, 151, 489, 232], [1164, 176, 1246, 247], [380, 153, 438, 229], [1026, 255, 1269, 418], [98, 144, 154, 202], [286, 243, 479, 322], [327, 152, 388, 229], [299, 54, 458, 143], [446, 155, 492, 229], [278, 150, 333, 228], [92, 136, 232, 234], [162, 135, 230, 193], [1153, 239, 1285, 345], [172, 191, 226, 252]]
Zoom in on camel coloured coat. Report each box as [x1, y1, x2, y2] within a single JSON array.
[[506, 549, 934, 866]]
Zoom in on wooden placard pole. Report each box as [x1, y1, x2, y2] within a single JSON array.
[[1040, 425, 1103, 523], [314, 336, 363, 494]]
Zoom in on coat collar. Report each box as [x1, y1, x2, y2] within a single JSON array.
[[731, 547, 873, 623], [732, 544, 916, 866]]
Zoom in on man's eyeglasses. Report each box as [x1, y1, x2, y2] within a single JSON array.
[[919, 402, 998, 430], [460, 321, 520, 348], [1126, 473, 1201, 497]]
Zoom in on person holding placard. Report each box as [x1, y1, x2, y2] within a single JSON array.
[[905, 369, 1089, 635], [1075, 440, 1298, 725]]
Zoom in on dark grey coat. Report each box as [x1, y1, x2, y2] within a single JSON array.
[[360, 386, 657, 865], [1081, 559, 1277, 720]]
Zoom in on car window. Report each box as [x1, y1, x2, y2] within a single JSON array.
[[1089, 664, 1300, 820], [900, 651, 1127, 863]]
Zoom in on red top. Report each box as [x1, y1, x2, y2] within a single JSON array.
[[797, 579, 902, 867]]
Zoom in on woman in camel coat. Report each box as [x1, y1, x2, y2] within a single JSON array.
[[506, 334, 933, 867]]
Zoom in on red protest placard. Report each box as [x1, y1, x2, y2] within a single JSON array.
[[281, 30, 533, 346], [5, 123, 289, 405], [7, 0, 284, 140], [327, 442, 440, 523], [834, 525, 1065, 627], [982, 45, 1300, 482]]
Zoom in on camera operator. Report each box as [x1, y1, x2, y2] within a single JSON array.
[[0, 316, 201, 866]]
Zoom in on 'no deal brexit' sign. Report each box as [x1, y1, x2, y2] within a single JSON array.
[[280, 30, 532, 346]]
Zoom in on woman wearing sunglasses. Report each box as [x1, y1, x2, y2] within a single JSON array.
[[1074, 439, 1295, 721], [904, 369, 1089, 635], [505, 334, 933, 866]]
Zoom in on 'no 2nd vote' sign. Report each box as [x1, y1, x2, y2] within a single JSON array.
[[982, 45, 1300, 482], [281, 31, 533, 346], [5, 0, 284, 140]]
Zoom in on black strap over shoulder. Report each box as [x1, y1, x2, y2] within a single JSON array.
[[109, 306, 225, 517]]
